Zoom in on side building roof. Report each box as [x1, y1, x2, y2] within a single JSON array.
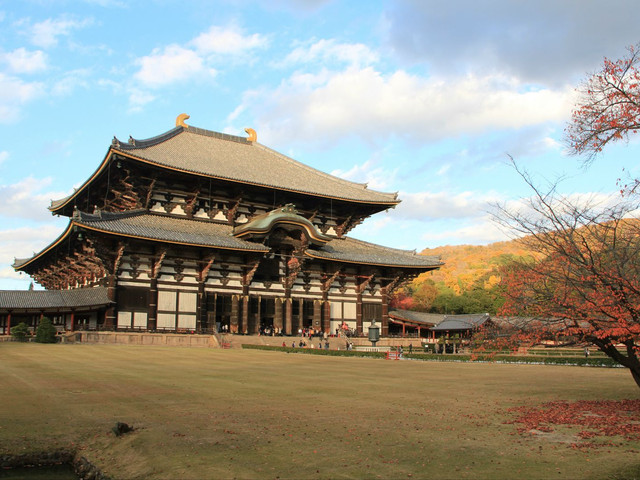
[[388, 309, 445, 326], [0, 287, 112, 312], [431, 313, 491, 332], [50, 124, 400, 213]]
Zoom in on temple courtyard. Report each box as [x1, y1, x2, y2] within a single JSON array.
[[1, 343, 639, 479]]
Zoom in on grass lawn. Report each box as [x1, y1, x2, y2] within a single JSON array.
[[1, 343, 639, 480]]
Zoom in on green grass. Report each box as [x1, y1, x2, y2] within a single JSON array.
[[1, 343, 639, 480]]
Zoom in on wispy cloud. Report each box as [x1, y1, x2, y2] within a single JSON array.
[[281, 38, 378, 67], [0, 73, 45, 123], [26, 16, 94, 48], [1, 47, 47, 74], [191, 24, 268, 55], [133, 24, 267, 90], [0, 177, 68, 221], [134, 45, 214, 88]]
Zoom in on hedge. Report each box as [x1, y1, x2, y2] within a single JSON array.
[[241, 344, 621, 367]]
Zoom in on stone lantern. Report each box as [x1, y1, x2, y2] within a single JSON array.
[[368, 319, 380, 347]]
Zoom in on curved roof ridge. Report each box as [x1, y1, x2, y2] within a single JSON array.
[[252, 142, 399, 201], [113, 126, 184, 150]]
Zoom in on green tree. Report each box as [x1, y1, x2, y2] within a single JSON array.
[[35, 317, 57, 343], [11, 322, 29, 342]]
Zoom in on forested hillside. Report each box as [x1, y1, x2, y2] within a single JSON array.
[[393, 239, 534, 314]]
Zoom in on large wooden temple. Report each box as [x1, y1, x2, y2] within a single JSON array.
[[4, 116, 441, 337]]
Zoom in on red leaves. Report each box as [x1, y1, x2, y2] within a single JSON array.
[[566, 43, 640, 161], [506, 399, 640, 445]]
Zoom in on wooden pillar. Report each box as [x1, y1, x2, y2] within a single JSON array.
[[231, 295, 239, 333], [322, 300, 331, 334], [251, 295, 261, 335], [274, 298, 283, 332], [6, 312, 11, 336], [70, 311, 76, 332], [297, 298, 304, 333], [381, 286, 389, 337], [284, 298, 292, 335], [148, 278, 158, 331], [313, 299, 322, 331], [356, 291, 363, 336], [105, 274, 117, 330], [241, 295, 249, 334], [196, 281, 205, 333], [402, 322, 406, 337]]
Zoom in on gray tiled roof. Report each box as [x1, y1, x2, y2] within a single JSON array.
[[15, 211, 440, 271], [112, 126, 399, 205], [431, 313, 491, 331], [0, 287, 112, 310], [308, 237, 442, 268], [76, 210, 270, 252], [389, 309, 445, 325]]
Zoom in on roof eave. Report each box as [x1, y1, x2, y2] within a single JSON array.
[[303, 250, 442, 269]]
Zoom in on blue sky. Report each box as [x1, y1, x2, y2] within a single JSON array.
[[1, 0, 640, 290]]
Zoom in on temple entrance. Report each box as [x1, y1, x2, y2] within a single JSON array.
[[302, 300, 314, 329], [259, 298, 276, 334], [214, 294, 232, 333]]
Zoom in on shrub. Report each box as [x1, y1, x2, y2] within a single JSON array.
[[35, 317, 57, 343], [11, 322, 30, 342]]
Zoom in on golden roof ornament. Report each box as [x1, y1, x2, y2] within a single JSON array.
[[176, 113, 190, 128], [245, 127, 257, 143]]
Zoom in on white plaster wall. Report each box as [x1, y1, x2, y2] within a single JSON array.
[[117, 311, 132, 328], [343, 302, 357, 320], [133, 312, 148, 328], [157, 313, 174, 329], [179, 292, 197, 313], [178, 314, 196, 329], [158, 291, 177, 311]]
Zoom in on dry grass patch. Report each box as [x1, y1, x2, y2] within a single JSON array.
[[0, 343, 639, 479]]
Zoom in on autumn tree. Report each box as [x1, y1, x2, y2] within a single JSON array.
[[566, 43, 640, 165], [494, 165, 640, 389]]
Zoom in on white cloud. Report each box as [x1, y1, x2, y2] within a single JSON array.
[[0, 177, 68, 221], [127, 88, 156, 112], [331, 158, 396, 190], [134, 45, 216, 88], [29, 16, 93, 48], [51, 68, 91, 96], [282, 39, 378, 67], [242, 67, 575, 147], [395, 190, 503, 221], [0, 224, 65, 281], [0, 73, 45, 123], [1, 48, 47, 74], [191, 25, 268, 55], [436, 164, 450, 176], [420, 217, 511, 246]]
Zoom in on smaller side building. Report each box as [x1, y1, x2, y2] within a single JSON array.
[[430, 313, 491, 339], [0, 288, 113, 334], [387, 309, 445, 337]]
